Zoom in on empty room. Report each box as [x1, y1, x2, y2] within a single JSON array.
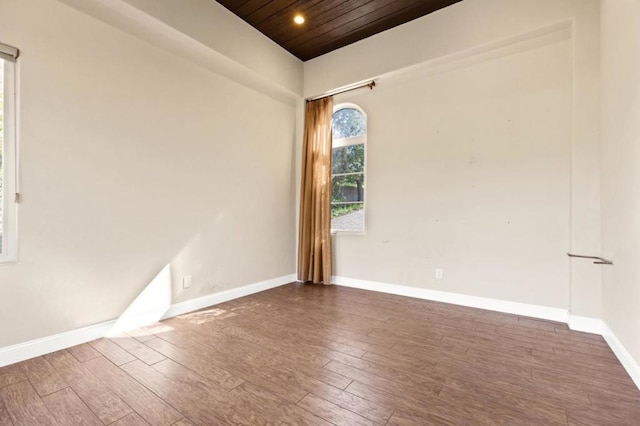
[[1, 0, 639, 424]]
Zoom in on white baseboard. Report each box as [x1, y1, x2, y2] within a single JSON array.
[[602, 323, 640, 390], [332, 276, 571, 323], [162, 274, 296, 319], [333, 276, 605, 335], [333, 275, 640, 390], [0, 274, 295, 368], [6, 273, 638, 392], [568, 315, 604, 334], [0, 321, 116, 368]]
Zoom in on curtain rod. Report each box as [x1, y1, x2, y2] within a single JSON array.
[[0, 42, 19, 63], [306, 80, 376, 102]]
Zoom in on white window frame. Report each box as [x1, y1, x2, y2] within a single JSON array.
[[1, 56, 18, 262], [331, 103, 367, 235]]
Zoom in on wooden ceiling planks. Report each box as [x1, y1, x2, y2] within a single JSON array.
[[215, 0, 462, 61]]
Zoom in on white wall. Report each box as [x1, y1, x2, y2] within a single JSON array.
[[57, 0, 303, 102], [0, 0, 299, 347], [0, 0, 608, 351], [305, 0, 601, 315], [601, 0, 640, 366], [120, 0, 303, 96], [331, 34, 572, 308]]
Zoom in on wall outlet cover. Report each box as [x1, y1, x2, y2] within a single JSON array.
[[183, 275, 193, 289]]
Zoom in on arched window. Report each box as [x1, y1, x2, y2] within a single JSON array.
[[331, 104, 366, 233]]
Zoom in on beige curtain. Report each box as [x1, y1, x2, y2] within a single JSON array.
[[297, 97, 333, 284]]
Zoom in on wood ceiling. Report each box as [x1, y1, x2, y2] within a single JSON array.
[[215, 0, 463, 61]]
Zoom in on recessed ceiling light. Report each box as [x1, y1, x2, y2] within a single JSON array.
[[293, 14, 305, 25]]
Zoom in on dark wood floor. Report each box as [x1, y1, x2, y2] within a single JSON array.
[[1, 283, 639, 425]]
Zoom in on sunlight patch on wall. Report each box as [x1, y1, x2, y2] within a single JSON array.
[[107, 264, 173, 336]]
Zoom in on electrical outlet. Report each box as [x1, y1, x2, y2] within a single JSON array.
[[435, 268, 443, 279], [183, 275, 192, 289]]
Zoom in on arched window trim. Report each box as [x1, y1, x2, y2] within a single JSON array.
[[332, 103, 367, 148], [331, 102, 367, 234]]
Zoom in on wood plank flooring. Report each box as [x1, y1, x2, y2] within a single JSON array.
[[1, 283, 639, 425]]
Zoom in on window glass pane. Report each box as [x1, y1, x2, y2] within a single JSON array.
[[332, 144, 364, 174], [331, 104, 366, 233], [331, 203, 364, 232], [0, 59, 4, 252], [332, 108, 366, 139], [332, 174, 365, 204]]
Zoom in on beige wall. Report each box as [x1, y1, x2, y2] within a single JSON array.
[[304, 0, 601, 315], [601, 0, 640, 365], [57, 0, 303, 102], [120, 0, 303, 96], [0, 0, 609, 351], [0, 0, 298, 347], [331, 35, 572, 308]]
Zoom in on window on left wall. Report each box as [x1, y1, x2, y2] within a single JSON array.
[[1, 42, 18, 261]]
